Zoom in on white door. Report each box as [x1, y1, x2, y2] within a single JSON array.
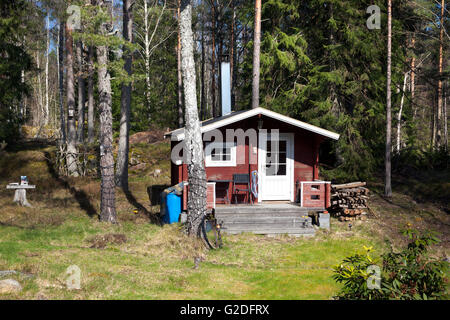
[[258, 132, 294, 201]]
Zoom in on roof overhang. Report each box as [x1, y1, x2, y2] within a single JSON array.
[[164, 107, 340, 141]]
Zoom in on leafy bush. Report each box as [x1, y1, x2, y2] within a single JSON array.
[[333, 230, 448, 300]]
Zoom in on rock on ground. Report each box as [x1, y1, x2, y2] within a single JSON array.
[[0, 279, 22, 294]]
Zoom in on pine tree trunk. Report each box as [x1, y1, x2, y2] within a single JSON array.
[[58, 22, 66, 143], [385, 0, 392, 198], [97, 42, 117, 223], [65, 23, 79, 177], [116, 0, 132, 191], [76, 40, 85, 144], [251, 0, 261, 109], [87, 46, 95, 143], [444, 81, 448, 151], [179, 0, 207, 236], [177, 0, 184, 127]]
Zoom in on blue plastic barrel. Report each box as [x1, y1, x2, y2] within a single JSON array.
[[164, 193, 182, 224]]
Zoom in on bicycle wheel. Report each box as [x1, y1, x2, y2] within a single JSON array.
[[200, 213, 223, 249]]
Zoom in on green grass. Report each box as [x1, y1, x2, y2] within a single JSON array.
[[0, 140, 447, 299]]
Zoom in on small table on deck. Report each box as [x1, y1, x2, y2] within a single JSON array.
[[208, 180, 232, 205], [6, 183, 36, 207]]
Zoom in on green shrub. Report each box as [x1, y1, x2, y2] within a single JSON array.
[[333, 230, 448, 300]]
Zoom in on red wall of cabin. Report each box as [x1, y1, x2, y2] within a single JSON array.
[[169, 115, 323, 203]]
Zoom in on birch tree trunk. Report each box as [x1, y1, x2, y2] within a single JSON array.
[[385, 0, 392, 198], [144, 0, 151, 117], [76, 40, 85, 143], [97, 36, 117, 223], [66, 23, 79, 176], [116, 0, 133, 190], [58, 21, 66, 143], [44, 13, 49, 126], [179, 0, 207, 236], [396, 71, 408, 154], [251, 0, 261, 109], [87, 46, 95, 143]]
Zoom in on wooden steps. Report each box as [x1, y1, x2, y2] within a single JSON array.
[[215, 205, 316, 236]]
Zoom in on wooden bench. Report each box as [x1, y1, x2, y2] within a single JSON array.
[[6, 183, 36, 207]]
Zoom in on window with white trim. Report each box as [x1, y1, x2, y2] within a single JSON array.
[[205, 142, 236, 167]]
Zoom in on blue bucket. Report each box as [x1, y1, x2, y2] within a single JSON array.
[[163, 193, 182, 224]]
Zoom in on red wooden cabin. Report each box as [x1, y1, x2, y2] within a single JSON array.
[[165, 107, 339, 210]]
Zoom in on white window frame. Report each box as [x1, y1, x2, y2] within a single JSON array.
[[205, 142, 236, 167]]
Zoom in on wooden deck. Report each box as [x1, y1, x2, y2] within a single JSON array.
[[215, 203, 319, 236]]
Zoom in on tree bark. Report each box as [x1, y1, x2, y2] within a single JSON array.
[[411, 33, 416, 120], [58, 21, 66, 143], [179, 0, 207, 236], [200, 16, 206, 120], [116, 0, 133, 191], [177, 0, 184, 127], [396, 71, 408, 153], [211, 2, 217, 117], [251, 0, 261, 109], [385, 0, 392, 198], [65, 23, 79, 177], [76, 40, 85, 143], [436, 0, 445, 148], [97, 40, 117, 223], [44, 13, 49, 126], [87, 46, 95, 143], [230, 0, 236, 110]]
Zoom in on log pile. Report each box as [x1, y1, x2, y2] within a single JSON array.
[[329, 182, 369, 221]]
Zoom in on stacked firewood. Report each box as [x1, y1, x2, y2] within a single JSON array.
[[329, 182, 369, 221]]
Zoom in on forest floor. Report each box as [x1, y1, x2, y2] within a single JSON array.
[[0, 136, 448, 299]]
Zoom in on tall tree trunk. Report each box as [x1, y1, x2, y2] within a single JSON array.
[[180, 0, 207, 236], [97, 31, 117, 223], [444, 81, 448, 151], [44, 13, 49, 126], [251, 0, 261, 109], [177, 0, 184, 127], [87, 46, 95, 143], [436, 0, 445, 148], [211, 2, 217, 117], [230, 0, 237, 110], [396, 71, 408, 153], [58, 22, 66, 143], [200, 17, 206, 120], [385, 0, 392, 198], [76, 41, 85, 143], [116, 0, 133, 190], [36, 52, 43, 127], [144, 0, 151, 117], [66, 23, 79, 176], [411, 33, 416, 120]]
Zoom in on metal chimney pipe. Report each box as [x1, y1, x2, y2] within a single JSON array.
[[221, 61, 232, 116]]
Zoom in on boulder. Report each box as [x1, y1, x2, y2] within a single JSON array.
[[0, 279, 22, 294]]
